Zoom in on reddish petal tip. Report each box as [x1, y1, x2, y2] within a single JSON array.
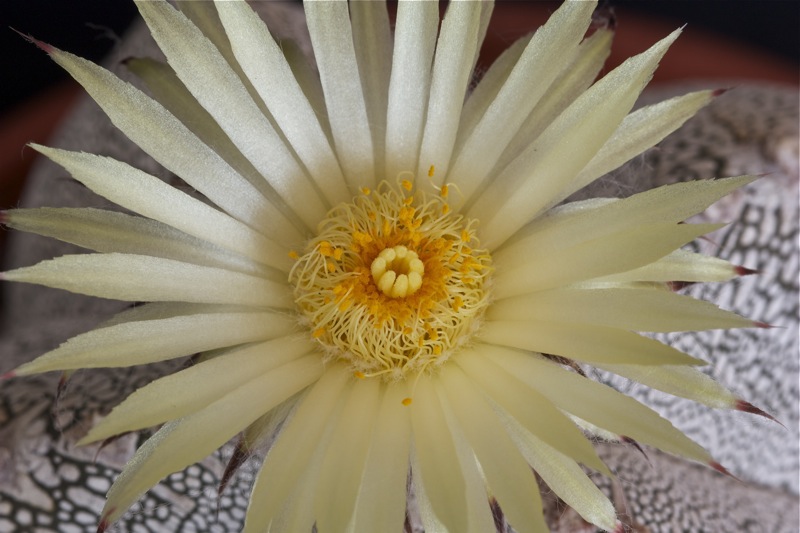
[[0, 210, 8, 224], [218, 438, 250, 498], [709, 461, 742, 482], [612, 522, 625, 533], [752, 321, 773, 329], [711, 88, 732, 98], [734, 265, 760, 276], [667, 280, 695, 292], [10, 28, 54, 54], [735, 399, 786, 428], [1, 370, 17, 381]]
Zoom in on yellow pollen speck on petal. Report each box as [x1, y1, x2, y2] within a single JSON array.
[[289, 180, 492, 380], [428, 165, 435, 178], [402, 398, 413, 406], [288, 250, 299, 260]]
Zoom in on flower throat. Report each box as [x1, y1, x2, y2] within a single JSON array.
[[290, 180, 493, 381]]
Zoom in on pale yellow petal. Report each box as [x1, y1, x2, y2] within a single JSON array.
[[80, 336, 316, 444], [101, 354, 323, 525]]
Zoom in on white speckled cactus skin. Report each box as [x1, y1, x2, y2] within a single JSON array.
[[0, 3, 797, 532]]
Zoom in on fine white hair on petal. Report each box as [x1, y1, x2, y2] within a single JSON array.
[[416, 0, 484, 183], [351, 382, 411, 532], [3, 253, 295, 309], [472, 29, 682, 249], [304, 0, 375, 190], [445, 0, 596, 193], [215, 0, 351, 206], [439, 364, 548, 533], [100, 354, 324, 525], [384, 0, 439, 180], [134, 0, 329, 231], [80, 335, 316, 444], [244, 365, 350, 533], [12, 309, 298, 375]]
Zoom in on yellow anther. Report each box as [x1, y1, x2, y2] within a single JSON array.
[[402, 397, 413, 406], [332, 248, 344, 260], [440, 184, 449, 198], [452, 295, 463, 312], [312, 327, 326, 338], [401, 179, 413, 191], [288, 250, 299, 260], [326, 261, 336, 273], [433, 345, 442, 355], [442, 204, 450, 215], [361, 187, 371, 195], [354, 371, 366, 379], [428, 165, 435, 177], [461, 229, 470, 242]]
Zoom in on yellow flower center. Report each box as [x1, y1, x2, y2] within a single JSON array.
[[289, 180, 492, 380]]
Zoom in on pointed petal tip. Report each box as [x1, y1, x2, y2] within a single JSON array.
[[735, 399, 786, 428], [612, 522, 625, 533], [0, 210, 8, 225], [711, 88, 732, 98], [734, 265, 760, 276], [1, 370, 17, 381], [621, 436, 653, 467], [709, 461, 742, 482], [218, 437, 250, 498], [667, 280, 696, 292], [10, 28, 55, 54], [97, 510, 114, 533], [752, 320, 774, 329]]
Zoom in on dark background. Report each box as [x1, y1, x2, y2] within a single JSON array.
[[0, 0, 797, 116]]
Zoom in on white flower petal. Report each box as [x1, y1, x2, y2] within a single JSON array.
[[495, 27, 613, 170], [416, 0, 484, 181], [596, 363, 737, 409], [479, 320, 703, 366], [305, 0, 374, 189], [494, 175, 754, 265], [281, 40, 332, 141], [440, 365, 548, 533], [596, 249, 741, 283], [215, 0, 351, 206], [3, 253, 293, 309], [447, 0, 596, 195], [472, 29, 682, 248], [44, 46, 302, 240], [245, 365, 350, 533], [457, 348, 610, 475], [13, 308, 296, 375], [563, 90, 716, 201], [501, 413, 618, 532], [135, 0, 328, 230], [494, 222, 724, 297], [409, 374, 470, 533], [384, 0, 438, 179], [352, 382, 411, 533], [32, 144, 293, 272], [81, 336, 315, 443], [488, 287, 752, 332], [350, 0, 392, 178], [3, 207, 277, 279], [100, 354, 323, 525], [487, 348, 713, 463], [314, 377, 381, 533]]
